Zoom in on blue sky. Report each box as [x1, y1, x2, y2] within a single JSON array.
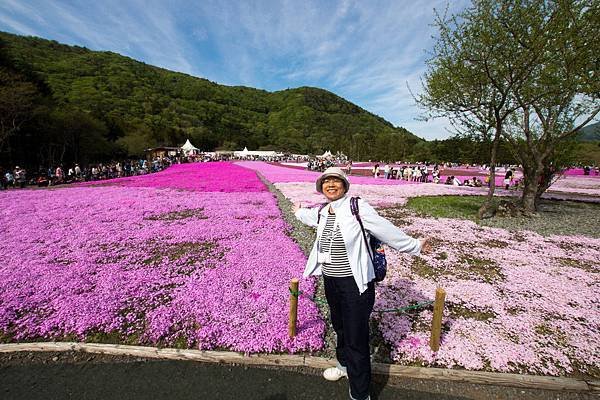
[[0, 0, 471, 140]]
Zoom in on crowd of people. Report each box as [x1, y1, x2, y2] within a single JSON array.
[[0, 166, 28, 189], [0, 157, 174, 190], [370, 163, 434, 182], [339, 161, 526, 189], [307, 158, 337, 172], [2, 155, 596, 192]]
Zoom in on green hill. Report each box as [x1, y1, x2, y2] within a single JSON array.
[[0, 31, 420, 167], [577, 121, 600, 142]]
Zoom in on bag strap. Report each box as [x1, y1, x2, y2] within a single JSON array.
[[351, 197, 374, 261], [316, 202, 328, 224]]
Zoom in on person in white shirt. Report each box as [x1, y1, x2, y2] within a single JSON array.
[[294, 167, 431, 400], [412, 167, 422, 182], [403, 166, 412, 181]]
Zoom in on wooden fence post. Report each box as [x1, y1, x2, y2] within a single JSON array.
[[430, 287, 446, 351], [288, 278, 299, 337]]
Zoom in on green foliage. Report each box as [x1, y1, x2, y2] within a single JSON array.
[[577, 122, 600, 142], [407, 135, 516, 164], [0, 31, 421, 168], [406, 195, 486, 220], [0, 60, 45, 151], [571, 141, 600, 165], [418, 0, 600, 212]]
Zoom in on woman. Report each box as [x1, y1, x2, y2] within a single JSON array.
[[293, 167, 430, 400], [372, 164, 379, 178]]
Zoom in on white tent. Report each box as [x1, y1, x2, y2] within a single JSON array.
[[233, 147, 283, 158], [181, 139, 200, 155], [318, 150, 333, 158]]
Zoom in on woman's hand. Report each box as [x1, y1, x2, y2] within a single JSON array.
[[419, 238, 432, 254], [292, 202, 302, 213]]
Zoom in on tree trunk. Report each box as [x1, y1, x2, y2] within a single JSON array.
[[520, 151, 557, 213], [478, 122, 502, 219], [520, 165, 543, 213], [534, 163, 558, 209], [521, 178, 538, 212]]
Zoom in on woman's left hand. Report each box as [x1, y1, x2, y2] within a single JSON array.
[[419, 238, 432, 254]]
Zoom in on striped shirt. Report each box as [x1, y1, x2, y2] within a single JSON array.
[[319, 212, 352, 277]]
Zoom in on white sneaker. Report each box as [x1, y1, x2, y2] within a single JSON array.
[[323, 366, 347, 381]]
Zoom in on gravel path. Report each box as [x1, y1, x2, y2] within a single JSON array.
[[478, 199, 600, 237]]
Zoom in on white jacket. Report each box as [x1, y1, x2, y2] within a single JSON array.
[[295, 196, 421, 294]]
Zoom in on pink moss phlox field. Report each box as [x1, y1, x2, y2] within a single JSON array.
[[274, 182, 486, 208], [278, 184, 600, 375], [548, 175, 600, 196], [81, 162, 266, 192], [0, 163, 324, 353], [563, 168, 600, 176]]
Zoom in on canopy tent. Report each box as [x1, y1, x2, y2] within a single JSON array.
[[318, 150, 333, 159], [181, 139, 200, 155], [233, 147, 283, 158]]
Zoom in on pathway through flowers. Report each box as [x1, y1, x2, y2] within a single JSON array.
[[239, 161, 600, 376]]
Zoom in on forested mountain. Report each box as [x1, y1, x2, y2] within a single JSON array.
[[0, 31, 421, 167], [578, 122, 600, 142]]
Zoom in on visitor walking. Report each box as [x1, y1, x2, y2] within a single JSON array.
[[412, 167, 422, 182], [14, 166, 26, 188], [372, 164, 379, 178], [55, 165, 64, 184], [383, 164, 390, 179], [293, 167, 431, 400], [504, 168, 513, 190]]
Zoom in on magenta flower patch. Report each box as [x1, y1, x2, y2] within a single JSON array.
[[0, 162, 324, 353], [81, 162, 267, 192]]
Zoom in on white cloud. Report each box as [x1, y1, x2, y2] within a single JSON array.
[[0, 14, 39, 36], [1, 0, 198, 76], [0, 0, 473, 140], [0, 0, 46, 26]]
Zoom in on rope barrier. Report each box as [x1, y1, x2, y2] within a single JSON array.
[[377, 301, 433, 314], [289, 287, 433, 314], [289, 287, 328, 305]]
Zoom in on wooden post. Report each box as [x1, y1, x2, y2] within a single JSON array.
[[430, 287, 446, 352], [288, 278, 299, 337]]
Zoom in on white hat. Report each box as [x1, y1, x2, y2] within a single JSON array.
[[316, 167, 350, 193]]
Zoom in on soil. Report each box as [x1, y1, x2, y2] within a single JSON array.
[[0, 351, 596, 400]]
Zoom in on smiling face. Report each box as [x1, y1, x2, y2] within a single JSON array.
[[321, 177, 346, 201]]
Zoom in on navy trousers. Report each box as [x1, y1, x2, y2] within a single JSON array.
[[324, 276, 375, 400]]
